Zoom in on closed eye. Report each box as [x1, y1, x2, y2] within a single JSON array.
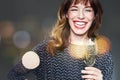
[[70, 8, 78, 11], [84, 8, 93, 12]]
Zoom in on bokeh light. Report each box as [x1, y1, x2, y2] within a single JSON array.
[[0, 35, 1, 43], [13, 30, 31, 49], [0, 21, 14, 38]]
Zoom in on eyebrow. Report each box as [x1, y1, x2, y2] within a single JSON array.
[[85, 6, 92, 8], [70, 5, 78, 8], [70, 5, 92, 8]]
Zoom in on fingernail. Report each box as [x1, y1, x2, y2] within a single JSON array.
[[81, 70, 84, 73], [85, 67, 89, 69], [81, 75, 85, 78]]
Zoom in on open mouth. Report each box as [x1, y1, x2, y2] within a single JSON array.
[[74, 21, 87, 29]]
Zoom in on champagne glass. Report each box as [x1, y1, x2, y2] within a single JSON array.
[[84, 45, 97, 66]]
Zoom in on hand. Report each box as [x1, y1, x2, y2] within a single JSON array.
[[81, 67, 103, 80]]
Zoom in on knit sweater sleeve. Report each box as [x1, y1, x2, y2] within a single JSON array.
[[7, 60, 30, 80], [95, 52, 114, 80], [7, 40, 48, 80]]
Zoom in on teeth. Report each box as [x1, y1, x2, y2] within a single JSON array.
[[75, 22, 85, 26]]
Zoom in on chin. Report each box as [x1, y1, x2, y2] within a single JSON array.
[[74, 30, 88, 36]]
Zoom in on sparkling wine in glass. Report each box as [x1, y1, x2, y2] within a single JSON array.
[[84, 45, 97, 66]]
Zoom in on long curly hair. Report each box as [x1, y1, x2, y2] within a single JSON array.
[[47, 0, 103, 56]]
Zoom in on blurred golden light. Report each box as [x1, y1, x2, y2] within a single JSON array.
[[0, 21, 14, 38]]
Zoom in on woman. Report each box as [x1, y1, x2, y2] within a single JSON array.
[[7, 0, 113, 80]]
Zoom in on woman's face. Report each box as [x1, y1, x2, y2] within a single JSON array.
[[67, 1, 95, 36]]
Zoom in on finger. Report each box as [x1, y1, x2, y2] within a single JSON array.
[[82, 74, 103, 80], [82, 74, 97, 79], [81, 70, 103, 80], [85, 67, 102, 74], [85, 79, 94, 80], [81, 69, 103, 78], [81, 67, 103, 80], [81, 70, 95, 75]]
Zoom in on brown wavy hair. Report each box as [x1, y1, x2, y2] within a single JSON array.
[[47, 0, 103, 56]]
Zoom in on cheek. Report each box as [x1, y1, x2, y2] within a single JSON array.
[[67, 12, 77, 19], [67, 14, 73, 24], [68, 19, 74, 27], [86, 13, 95, 21], [67, 14, 76, 26]]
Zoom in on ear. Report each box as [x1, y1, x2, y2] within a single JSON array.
[[66, 14, 68, 18]]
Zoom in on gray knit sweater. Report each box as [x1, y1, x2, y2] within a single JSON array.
[[7, 40, 113, 80]]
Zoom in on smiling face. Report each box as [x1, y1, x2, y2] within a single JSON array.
[[67, 1, 95, 37]]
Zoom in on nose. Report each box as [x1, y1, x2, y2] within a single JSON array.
[[78, 10, 84, 19]]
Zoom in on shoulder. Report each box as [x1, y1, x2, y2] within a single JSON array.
[[95, 35, 111, 55], [33, 40, 47, 49], [32, 39, 49, 55]]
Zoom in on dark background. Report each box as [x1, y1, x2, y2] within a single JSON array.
[[0, 0, 120, 80]]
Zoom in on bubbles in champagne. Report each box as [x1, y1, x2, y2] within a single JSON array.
[[84, 43, 97, 66]]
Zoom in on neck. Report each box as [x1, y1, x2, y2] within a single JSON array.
[[69, 33, 90, 45]]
